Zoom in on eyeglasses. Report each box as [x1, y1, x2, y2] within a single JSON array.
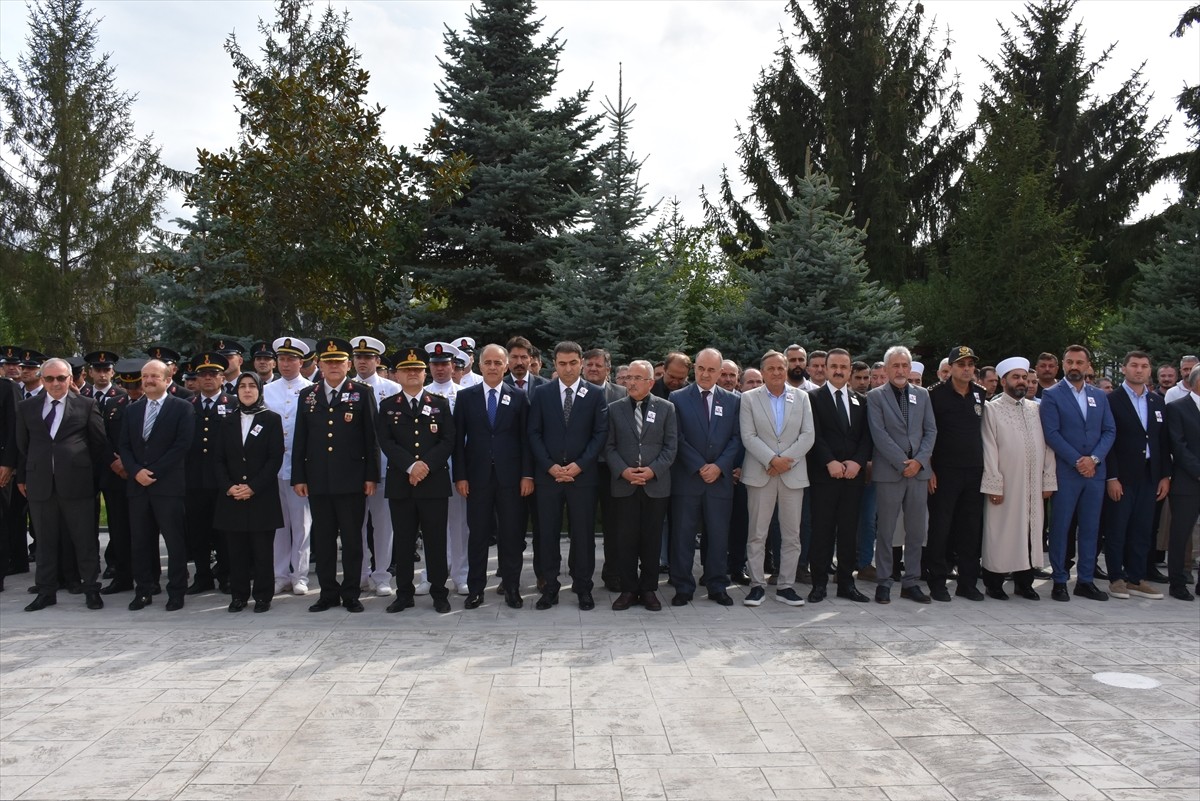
[[43, 375, 71, 383], [626, 376, 653, 383]]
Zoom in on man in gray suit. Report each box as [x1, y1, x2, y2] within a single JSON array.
[[739, 349, 815, 607], [867, 345, 938, 604], [605, 360, 677, 611]]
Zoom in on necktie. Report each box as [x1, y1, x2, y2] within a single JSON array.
[[900, 387, 912, 457], [563, 387, 573, 426], [204, 398, 213, 413], [45, 399, 59, 433], [634, 398, 644, 439], [25, 391, 32, 400], [411, 396, 419, 414], [97, 392, 105, 412], [517, 379, 525, 390], [487, 388, 497, 427], [835, 389, 849, 432], [328, 387, 336, 405], [701, 390, 711, 422], [143, 399, 159, 439]]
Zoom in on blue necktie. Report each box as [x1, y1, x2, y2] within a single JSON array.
[[143, 400, 159, 439], [487, 388, 497, 427]]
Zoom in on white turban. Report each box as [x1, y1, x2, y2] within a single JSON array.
[[996, 357, 1030, 378], [911, 362, 925, 375]]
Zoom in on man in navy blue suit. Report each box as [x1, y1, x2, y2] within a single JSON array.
[[454, 343, 533, 609], [527, 341, 608, 610], [1040, 345, 1116, 602], [668, 348, 743, 607], [118, 359, 195, 611]]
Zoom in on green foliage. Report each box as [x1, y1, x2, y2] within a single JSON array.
[[902, 97, 1096, 362], [705, 0, 970, 285], [717, 168, 916, 367], [1156, 6, 1200, 197], [1102, 194, 1200, 366], [0, 0, 165, 354]]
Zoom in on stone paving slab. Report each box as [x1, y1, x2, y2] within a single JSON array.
[[2, 544, 1198, 800]]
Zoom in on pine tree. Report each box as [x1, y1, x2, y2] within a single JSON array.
[[902, 97, 1094, 361], [541, 69, 681, 363], [415, 0, 602, 345], [717, 168, 915, 366], [1103, 194, 1200, 366], [1156, 6, 1200, 197], [0, 0, 165, 354], [704, 0, 970, 286]]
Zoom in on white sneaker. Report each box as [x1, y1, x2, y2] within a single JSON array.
[[292, 581, 309, 596], [274, 580, 291, 595], [375, 582, 394, 597], [456, 581, 469, 596], [361, 578, 374, 592], [414, 581, 431, 596]]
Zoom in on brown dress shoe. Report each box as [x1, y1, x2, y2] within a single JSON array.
[[611, 592, 636, 611], [640, 591, 662, 611]]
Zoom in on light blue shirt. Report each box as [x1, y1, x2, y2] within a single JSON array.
[[1121, 381, 1150, 458], [767, 387, 788, 437], [1064, 379, 1088, 420]]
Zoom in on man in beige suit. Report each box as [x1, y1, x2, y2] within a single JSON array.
[[739, 350, 815, 607]]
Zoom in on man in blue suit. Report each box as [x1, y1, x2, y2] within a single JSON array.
[[118, 359, 195, 611], [454, 343, 533, 609], [669, 348, 743, 607], [527, 341, 608, 610], [1040, 345, 1116, 602]]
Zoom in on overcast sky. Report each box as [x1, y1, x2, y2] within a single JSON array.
[[1, 0, 1195, 232]]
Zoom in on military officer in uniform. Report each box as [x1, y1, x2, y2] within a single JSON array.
[[249, 341, 278, 386], [291, 338, 380, 613], [80, 351, 127, 411], [145, 346, 193, 399], [455, 337, 482, 388], [424, 341, 469, 594], [185, 352, 237, 594], [378, 347, 455, 613], [99, 370, 136, 595], [213, 339, 246, 395], [351, 336, 402, 596], [263, 336, 313, 595]]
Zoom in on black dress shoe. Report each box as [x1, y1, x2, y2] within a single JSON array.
[[1014, 585, 1040, 600], [100, 580, 133, 595], [640, 591, 662, 611], [386, 596, 414, 613], [24, 594, 56, 611], [343, 598, 365, 613], [612, 592, 635, 611], [504, 588, 524, 609], [67, 582, 84, 595], [464, 593, 484, 609], [1051, 582, 1070, 602], [875, 586, 891, 604], [956, 585, 985, 602], [433, 597, 452, 613], [578, 592, 596, 611], [535, 591, 559, 610], [150, 584, 162, 595], [671, 593, 692, 607], [1073, 582, 1108, 601], [1169, 585, 1195, 601], [900, 586, 931, 604], [806, 585, 827, 603], [85, 592, 103, 610], [929, 585, 952, 602], [185, 580, 214, 596], [309, 597, 340, 612], [218, 579, 231, 594], [708, 590, 734, 606], [1031, 567, 1052, 579], [128, 594, 152, 610], [165, 597, 184, 611], [254, 599, 271, 613], [1093, 566, 1109, 581], [986, 586, 1009, 600], [1145, 567, 1169, 584], [228, 598, 248, 613], [836, 586, 870, 603], [730, 570, 751, 586], [102, 565, 116, 580]]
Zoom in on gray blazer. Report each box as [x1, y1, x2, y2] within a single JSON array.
[[605, 394, 677, 498], [866, 382, 937, 482], [739, 385, 815, 489]]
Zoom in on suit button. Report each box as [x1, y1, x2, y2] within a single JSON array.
[[242, 475, 248, 480], [328, 446, 333, 452], [328, 420, 333, 426], [328, 433, 333, 438], [202, 448, 208, 453]]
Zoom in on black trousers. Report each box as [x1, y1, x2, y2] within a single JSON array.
[[615, 488, 668, 593], [465, 474, 524, 594], [309, 493, 365, 603], [228, 529, 275, 602], [130, 493, 188, 599], [29, 493, 100, 595], [5, 487, 30, 573], [1167, 492, 1199, 589], [597, 463, 620, 587], [99, 487, 131, 583], [185, 488, 227, 583], [925, 466, 984, 588], [809, 479, 865, 589], [390, 496, 449, 601], [728, 482, 749, 575], [535, 481, 596, 595]]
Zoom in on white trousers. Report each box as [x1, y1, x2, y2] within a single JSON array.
[[361, 478, 393, 588], [273, 477, 311, 584]]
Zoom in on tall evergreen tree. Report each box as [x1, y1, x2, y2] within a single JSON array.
[[704, 0, 970, 285], [717, 168, 915, 367], [1102, 194, 1200, 366], [1156, 6, 1200, 196], [981, 0, 1168, 301], [0, 0, 165, 354], [414, 0, 602, 344], [541, 69, 680, 363]]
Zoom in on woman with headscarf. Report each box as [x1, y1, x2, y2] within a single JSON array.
[[213, 372, 285, 612]]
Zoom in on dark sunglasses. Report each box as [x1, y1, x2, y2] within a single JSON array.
[[43, 375, 71, 383]]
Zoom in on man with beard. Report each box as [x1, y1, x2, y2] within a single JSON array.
[[785, 345, 816, 391]]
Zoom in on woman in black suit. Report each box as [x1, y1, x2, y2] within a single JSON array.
[[214, 373, 284, 612]]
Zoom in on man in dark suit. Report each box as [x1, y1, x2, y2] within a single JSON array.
[[98, 388, 135, 595], [504, 334, 547, 583], [292, 338, 380, 613], [527, 341, 608, 610], [1165, 366, 1200, 600], [184, 352, 237, 594], [584, 348, 628, 592], [806, 347, 873, 603], [1104, 351, 1172, 600], [16, 358, 107, 610], [119, 359, 195, 610], [1040, 345, 1117, 602], [669, 348, 742, 606], [0, 354, 22, 591], [454, 343, 533, 609]]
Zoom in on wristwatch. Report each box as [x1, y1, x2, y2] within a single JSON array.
[[1089, 454, 1100, 465]]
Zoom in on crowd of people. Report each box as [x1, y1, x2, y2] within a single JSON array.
[[2, 335, 1197, 615]]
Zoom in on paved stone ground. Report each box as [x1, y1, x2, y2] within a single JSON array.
[[2, 542, 1198, 801]]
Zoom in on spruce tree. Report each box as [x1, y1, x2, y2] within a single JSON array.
[[416, 0, 602, 344], [0, 0, 165, 354], [718, 169, 915, 366]]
